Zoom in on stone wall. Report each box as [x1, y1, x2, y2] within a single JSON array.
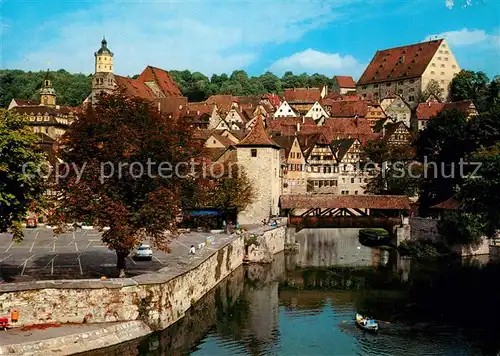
[[409, 217, 441, 242], [245, 226, 285, 263], [0, 225, 286, 332], [0, 236, 245, 330], [0, 321, 150, 356], [408, 217, 489, 256]]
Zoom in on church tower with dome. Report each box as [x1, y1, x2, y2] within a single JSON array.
[[89, 37, 116, 104]]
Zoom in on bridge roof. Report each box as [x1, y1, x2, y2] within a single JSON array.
[[280, 194, 410, 210]]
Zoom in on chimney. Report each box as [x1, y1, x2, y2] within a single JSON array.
[[297, 123, 301, 132], [302, 116, 305, 124], [428, 101, 431, 107]]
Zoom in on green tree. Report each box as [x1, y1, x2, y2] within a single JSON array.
[[437, 210, 485, 247], [362, 140, 420, 196], [259, 72, 282, 93], [0, 109, 47, 241], [420, 79, 444, 102], [459, 143, 500, 237], [50, 91, 203, 277], [450, 70, 489, 111]]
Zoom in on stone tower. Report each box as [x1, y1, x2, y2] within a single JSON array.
[[39, 70, 56, 107], [91, 37, 115, 104], [236, 116, 282, 225]]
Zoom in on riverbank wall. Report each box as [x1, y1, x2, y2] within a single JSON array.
[[0, 226, 286, 333], [400, 217, 490, 256]]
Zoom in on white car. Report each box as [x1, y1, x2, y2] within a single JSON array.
[[134, 244, 153, 260]]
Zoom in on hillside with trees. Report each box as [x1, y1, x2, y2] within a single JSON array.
[[0, 69, 335, 107]]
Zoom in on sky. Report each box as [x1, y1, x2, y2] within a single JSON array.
[[1, 0, 499, 80]]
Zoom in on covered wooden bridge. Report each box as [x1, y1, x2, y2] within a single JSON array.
[[280, 194, 411, 231]]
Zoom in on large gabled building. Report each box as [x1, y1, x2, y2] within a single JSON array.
[[356, 39, 461, 107]]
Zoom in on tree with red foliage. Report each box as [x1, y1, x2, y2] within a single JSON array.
[[50, 92, 203, 277]]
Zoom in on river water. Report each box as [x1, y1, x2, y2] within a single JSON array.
[[85, 228, 500, 356]]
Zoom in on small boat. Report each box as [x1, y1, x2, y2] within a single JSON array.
[[358, 228, 390, 247], [356, 313, 379, 332]]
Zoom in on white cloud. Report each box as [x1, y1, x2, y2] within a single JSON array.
[[4, 1, 361, 76], [424, 28, 500, 52], [268, 49, 364, 77]]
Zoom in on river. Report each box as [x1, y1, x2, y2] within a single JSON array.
[[83, 228, 500, 356]]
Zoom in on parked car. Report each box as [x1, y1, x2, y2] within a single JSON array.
[[133, 244, 153, 260]]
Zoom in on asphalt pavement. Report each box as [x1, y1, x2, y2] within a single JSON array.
[[0, 226, 220, 282]]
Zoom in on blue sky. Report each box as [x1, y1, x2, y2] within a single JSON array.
[[1, 0, 499, 79]]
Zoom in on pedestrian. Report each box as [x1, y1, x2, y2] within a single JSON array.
[[189, 245, 196, 255], [226, 221, 231, 234], [236, 222, 240, 229]]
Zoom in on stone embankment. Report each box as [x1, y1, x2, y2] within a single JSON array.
[[0, 224, 285, 355]]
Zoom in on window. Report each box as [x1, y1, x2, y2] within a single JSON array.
[[351, 178, 355, 183], [386, 83, 391, 87], [408, 95, 415, 102], [355, 191, 358, 195], [398, 89, 403, 94], [441, 80, 445, 84], [439, 50, 443, 54], [374, 84, 378, 88], [444, 57, 448, 61], [437, 56, 442, 60], [251, 149, 257, 157], [409, 88, 414, 92], [431, 71, 435, 75], [410, 79, 415, 84], [452, 65, 457, 69], [291, 152, 295, 159], [342, 178, 345, 184], [441, 72, 445, 75], [431, 63, 436, 67], [297, 153, 301, 159], [444, 50, 449, 54], [441, 64, 445, 68]]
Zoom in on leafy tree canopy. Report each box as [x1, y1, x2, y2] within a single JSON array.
[[0, 108, 47, 241], [449, 70, 495, 112], [49, 91, 205, 276]]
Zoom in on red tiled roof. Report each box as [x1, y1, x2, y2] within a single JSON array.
[[284, 88, 321, 104], [156, 97, 188, 116], [416, 102, 444, 121], [136, 66, 182, 97], [416, 100, 475, 121], [328, 101, 368, 118], [210, 133, 235, 147], [262, 93, 281, 108], [237, 115, 279, 148], [334, 75, 356, 88], [280, 194, 411, 210], [206, 95, 237, 113], [187, 102, 213, 115], [431, 196, 459, 210], [12, 98, 40, 106], [358, 39, 442, 85], [114, 75, 154, 100]]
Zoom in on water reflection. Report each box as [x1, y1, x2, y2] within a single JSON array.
[[86, 229, 500, 356]]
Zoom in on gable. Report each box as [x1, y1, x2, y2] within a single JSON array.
[[274, 101, 297, 117]]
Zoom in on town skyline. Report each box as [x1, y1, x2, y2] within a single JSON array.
[[2, 0, 499, 78]]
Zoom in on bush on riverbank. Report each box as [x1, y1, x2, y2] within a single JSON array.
[[398, 240, 444, 259]]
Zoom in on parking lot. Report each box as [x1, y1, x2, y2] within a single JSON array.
[[0, 227, 219, 282]]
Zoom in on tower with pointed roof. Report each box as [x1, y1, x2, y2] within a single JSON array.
[[236, 116, 282, 224], [90, 37, 116, 105], [39, 70, 56, 107]]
